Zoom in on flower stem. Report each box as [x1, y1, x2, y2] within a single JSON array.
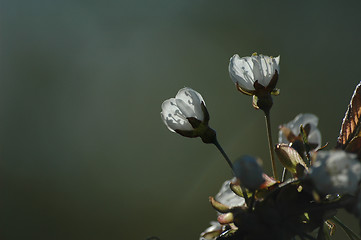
[[213, 139, 251, 208], [213, 138, 234, 172], [265, 112, 278, 180]]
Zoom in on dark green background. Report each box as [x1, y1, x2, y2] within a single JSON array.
[[1, 0, 361, 239]]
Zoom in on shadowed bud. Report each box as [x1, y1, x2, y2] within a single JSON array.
[[160, 87, 216, 143], [233, 156, 265, 190]]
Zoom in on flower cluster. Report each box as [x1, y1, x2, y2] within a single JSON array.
[[160, 53, 361, 240]]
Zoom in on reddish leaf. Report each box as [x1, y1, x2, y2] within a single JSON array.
[[336, 82, 361, 152]]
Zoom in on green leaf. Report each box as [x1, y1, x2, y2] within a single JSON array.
[[275, 144, 308, 177], [230, 182, 253, 198], [332, 216, 361, 240], [209, 196, 231, 213]]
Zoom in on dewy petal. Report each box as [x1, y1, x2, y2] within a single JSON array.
[[175, 87, 205, 121], [160, 98, 193, 132], [229, 54, 255, 91]]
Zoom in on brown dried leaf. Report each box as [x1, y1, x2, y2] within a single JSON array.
[[336, 82, 361, 151]]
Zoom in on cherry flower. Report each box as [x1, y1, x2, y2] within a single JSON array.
[[308, 150, 361, 195], [229, 53, 280, 96], [200, 179, 245, 240], [160, 87, 215, 143], [279, 113, 322, 153]]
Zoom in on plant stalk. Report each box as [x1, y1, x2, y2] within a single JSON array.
[[213, 138, 234, 172], [213, 139, 251, 207], [265, 112, 278, 180]]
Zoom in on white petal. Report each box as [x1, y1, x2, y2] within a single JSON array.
[[287, 113, 319, 135], [279, 113, 321, 148], [308, 128, 322, 147], [273, 55, 280, 71], [215, 179, 245, 208], [175, 87, 204, 121], [160, 98, 193, 132], [278, 128, 288, 144], [175, 99, 196, 118], [252, 55, 275, 87], [229, 54, 255, 91], [309, 151, 361, 194]]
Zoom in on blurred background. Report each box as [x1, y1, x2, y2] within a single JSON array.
[[1, 0, 361, 239]]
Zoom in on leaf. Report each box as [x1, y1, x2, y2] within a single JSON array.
[[209, 196, 231, 213], [275, 144, 308, 177], [331, 216, 361, 240], [345, 136, 361, 154], [337, 82, 361, 152]]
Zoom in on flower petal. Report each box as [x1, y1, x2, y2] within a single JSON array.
[[215, 179, 245, 209], [279, 113, 321, 148], [252, 54, 277, 88], [273, 55, 280, 69], [160, 98, 193, 132], [308, 127, 322, 147], [309, 150, 361, 195], [288, 113, 319, 135], [175, 87, 205, 121], [229, 54, 255, 91]]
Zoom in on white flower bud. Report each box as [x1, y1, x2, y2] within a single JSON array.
[[161, 87, 206, 132], [229, 53, 280, 94], [233, 156, 265, 190]]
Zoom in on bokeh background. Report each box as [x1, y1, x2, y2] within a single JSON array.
[[1, 0, 361, 239]]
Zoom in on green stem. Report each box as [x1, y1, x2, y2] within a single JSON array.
[[331, 216, 361, 240], [213, 138, 234, 172], [213, 139, 250, 207], [265, 112, 278, 180]]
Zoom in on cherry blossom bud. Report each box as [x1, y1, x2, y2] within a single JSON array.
[[233, 156, 265, 190], [160, 87, 216, 143], [229, 53, 280, 96]]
